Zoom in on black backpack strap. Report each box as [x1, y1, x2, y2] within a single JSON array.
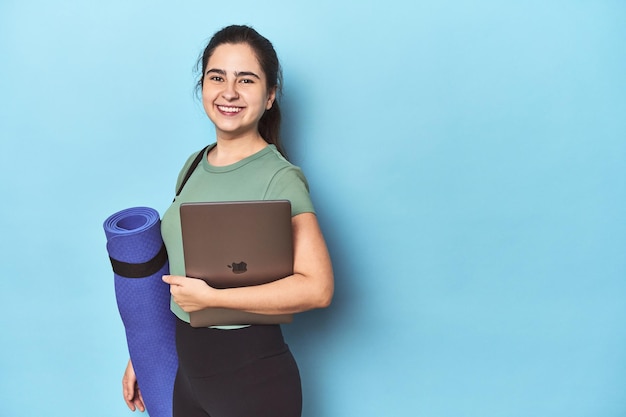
[[174, 145, 209, 200]]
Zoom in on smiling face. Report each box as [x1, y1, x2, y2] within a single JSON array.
[[202, 43, 276, 141]]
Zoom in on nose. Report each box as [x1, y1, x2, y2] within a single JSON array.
[[222, 80, 239, 100]]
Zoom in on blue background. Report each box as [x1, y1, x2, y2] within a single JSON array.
[[1, 1, 625, 416]]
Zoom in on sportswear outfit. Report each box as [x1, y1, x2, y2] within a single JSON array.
[[161, 144, 313, 417]]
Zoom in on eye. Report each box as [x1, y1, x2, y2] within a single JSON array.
[[209, 76, 224, 82], [239, 78, 254, 84]]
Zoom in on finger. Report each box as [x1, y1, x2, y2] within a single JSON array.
[[135, 387, 146, 412], [122, 379, 136, 410], [123, 388, 136, 411], [122, 360, 138, 411], [162, 275, 180, 285]]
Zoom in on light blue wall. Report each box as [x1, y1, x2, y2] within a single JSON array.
[[1, 1, 625, 416]]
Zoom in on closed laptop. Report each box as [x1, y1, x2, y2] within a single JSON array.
[[179, 200, 294, 326]]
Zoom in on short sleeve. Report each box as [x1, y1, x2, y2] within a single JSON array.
[[265, 166, 315, 216]]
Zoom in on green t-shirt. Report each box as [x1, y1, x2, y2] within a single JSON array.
[[161, 144, 315, 323]]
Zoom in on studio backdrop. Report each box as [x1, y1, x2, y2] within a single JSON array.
[[1, 1, 625, 416]]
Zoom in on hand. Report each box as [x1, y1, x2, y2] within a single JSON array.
[[163, 275, 215, 312], [122, 359, 145, 412]]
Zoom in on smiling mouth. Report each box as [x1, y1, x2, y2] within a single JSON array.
[[217, 105, 243, 114]]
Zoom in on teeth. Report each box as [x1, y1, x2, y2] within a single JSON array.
[[218, 106, 242, 113]]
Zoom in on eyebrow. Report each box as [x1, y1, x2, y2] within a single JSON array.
[[206, 68, 261, 80]]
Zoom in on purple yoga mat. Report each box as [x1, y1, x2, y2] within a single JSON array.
[[103, 207, 177, 417]]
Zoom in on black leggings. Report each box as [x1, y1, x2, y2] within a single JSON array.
[[173, 318, 302, 417]]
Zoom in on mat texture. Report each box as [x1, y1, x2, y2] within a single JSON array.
[[103, 207, 177, 417]]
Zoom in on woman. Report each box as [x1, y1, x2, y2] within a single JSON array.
[[122, 25, 333, 417]]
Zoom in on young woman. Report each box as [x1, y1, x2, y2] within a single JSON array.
[[122, 25, 333, 417]]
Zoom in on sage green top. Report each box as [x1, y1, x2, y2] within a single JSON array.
[[161, 144, 315, 325]]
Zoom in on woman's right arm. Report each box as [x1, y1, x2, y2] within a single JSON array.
[[122, 359, 145, 412]]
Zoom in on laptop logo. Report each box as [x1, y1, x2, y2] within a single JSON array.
[[228, 261, 247, 274]]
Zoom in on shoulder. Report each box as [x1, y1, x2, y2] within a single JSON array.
[[263, 148, 309, 189], [263, 146, 307, 176]]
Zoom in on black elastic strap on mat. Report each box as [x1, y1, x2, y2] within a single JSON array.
[[109, 244, 168, 278], [174, 145, 209, 199]]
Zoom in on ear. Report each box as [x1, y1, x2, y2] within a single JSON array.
[[266, 86, 277, 110]]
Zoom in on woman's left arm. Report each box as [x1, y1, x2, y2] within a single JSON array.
[[164, 212, 334, 314]]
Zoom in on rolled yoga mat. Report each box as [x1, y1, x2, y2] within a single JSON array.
[[103, 207, 177, 417]]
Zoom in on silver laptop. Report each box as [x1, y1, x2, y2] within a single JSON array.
[[179, 200, 294, 327]]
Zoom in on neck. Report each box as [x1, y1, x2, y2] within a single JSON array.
[[209, 134, 268, 166]]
